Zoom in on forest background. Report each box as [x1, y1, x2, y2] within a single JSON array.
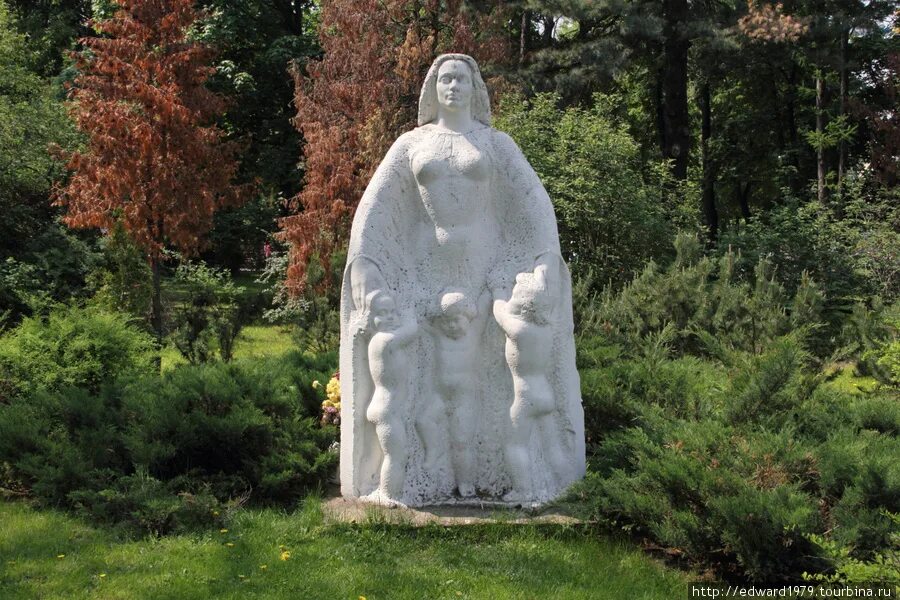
[[0, 0, 898, 593]]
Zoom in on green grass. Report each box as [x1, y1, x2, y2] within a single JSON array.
[[824, 362, 879, 394], [161, 324, 295, 372], [0, 500, 689, 599]]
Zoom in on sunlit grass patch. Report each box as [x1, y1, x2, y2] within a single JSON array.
[[1, 500, 689, 599]]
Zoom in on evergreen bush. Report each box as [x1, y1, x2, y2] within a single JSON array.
[[0, 305, 155, 400], [0, 351, 338, 535], [586, 233, 825, 359]]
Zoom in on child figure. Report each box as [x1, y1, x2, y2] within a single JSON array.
[[418, 289, 484, 498], [363, 290, 419, 506], [492, 272, 569, 502]]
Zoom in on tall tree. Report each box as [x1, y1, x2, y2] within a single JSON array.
[[53, 0, 247, 346], [280, 0, 510, 292]]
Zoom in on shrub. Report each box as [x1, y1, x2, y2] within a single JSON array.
[[574, 417, 827, 582], [0, 226, 99, 328], [842, 299, 898, 384], [88, 222, 153, 322], [494, 93, 681, 289], [586, 233, 825, 359], [571, 326, 900, 582], [806, 511, 900, 592], [122, 358, 337, 505], [0, 352, 338, 534], [0, 305, 155, 400], [169, 261, 249, 363]]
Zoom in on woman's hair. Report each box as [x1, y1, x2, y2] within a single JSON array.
[[417, 54, 491, 127]]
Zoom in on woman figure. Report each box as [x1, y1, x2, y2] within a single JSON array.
[[340, 54, 584, 505]]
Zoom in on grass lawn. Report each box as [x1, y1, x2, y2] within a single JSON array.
[[823, 362, 879, 394], [161, 324, 295, 372], [0, 500, 689, 599]]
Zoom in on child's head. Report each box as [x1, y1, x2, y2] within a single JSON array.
[[509, 273, 552, 324], [436, 289, 476, 339], [368, 291, 399, 331]]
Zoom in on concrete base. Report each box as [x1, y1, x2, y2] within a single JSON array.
[[323, 496, 584, 527]]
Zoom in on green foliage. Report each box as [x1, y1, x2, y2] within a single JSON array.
[[575, 414, 826, 581], [494, 93, 686, 288], [0, 305, 155, 400], [68, 469, 226, 535], [0, 352, 338, 535], [0, 3, 94, 325], [88, 223, 153, 322], [843, 299, 899, 386], [261, 249, 341, 354], [586, 232, 825, 358], [806, 511, 900, 592], [573, 248, 897, 582], [718, 196, 889, 339], [169, 261, 248, 363], [122, 358, 337, 506]]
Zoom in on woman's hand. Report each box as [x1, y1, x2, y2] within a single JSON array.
[[349, 258, 387, 311], [533, 253, 560, 296]]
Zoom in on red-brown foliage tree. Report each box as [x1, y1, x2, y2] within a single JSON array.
[[279, 0, 511, 293], [53, 0, 247, 344]]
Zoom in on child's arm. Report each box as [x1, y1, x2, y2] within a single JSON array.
[[492, 297, 516, 334]]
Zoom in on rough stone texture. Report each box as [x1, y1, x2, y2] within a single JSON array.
[[323, 497, 585, 527], [340, 54, 584, 508]]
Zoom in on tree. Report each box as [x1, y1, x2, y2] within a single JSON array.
[[279, 0, 511, 293], [6, 0, 92, 77], [53, 0, 247, 347], [0, 0, 92, 324]]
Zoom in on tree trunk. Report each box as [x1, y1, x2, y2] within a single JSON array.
[[786, 63, 800, 191], [838, 27, 849, 193], [661, 0, 691, 181], [816, 69, 826, 202], [700, 79, 718, 243], [519, 10, 528, 64], [737, 182, 752, 219], [150, 255, 163, 370], [768, 61, 785, 152]]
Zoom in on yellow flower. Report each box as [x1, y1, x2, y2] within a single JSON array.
[[99, 573, 107, 579], [259, 564, 268, 570], [238, 574, 246, 579], [220, 528, 228, 533], [212, 510, 219, 517], [279, 550, 291, 561], [225, 542, 235, 548], [326, 377, 341, 403], [312, 380, 321, 389], [359, 596, 367, 600], [56, 554, 65, 559]]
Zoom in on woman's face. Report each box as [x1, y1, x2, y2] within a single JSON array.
[[435, 60, 473, 113]]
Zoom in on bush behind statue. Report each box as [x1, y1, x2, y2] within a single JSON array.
[[494, 92, 691, 290]]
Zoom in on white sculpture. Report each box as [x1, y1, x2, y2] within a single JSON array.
[[361, 291, 419, 506], [340, 53, 584, 506]]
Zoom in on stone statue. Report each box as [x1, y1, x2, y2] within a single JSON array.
[[340, 53, 584, 506]]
